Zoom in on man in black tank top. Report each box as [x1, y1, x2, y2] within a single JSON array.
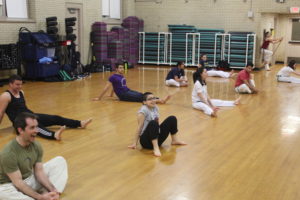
[[0, 75, 92, 140]]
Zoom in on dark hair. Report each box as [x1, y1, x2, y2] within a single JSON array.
[[9, 74, 22, 84], [13, 112, 38, 135], [177, 61, 184, 67], [246, 62, 254, 68], [115, 63, 124, 69], [288, 60, 296, 70], [142, 92, 153, 103], [193, 67, 206, 85], [264, 31, 270, 38], [200, 54, 206, 60]]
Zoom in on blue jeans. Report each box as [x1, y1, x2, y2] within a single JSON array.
[[118, 89, 143, 102]]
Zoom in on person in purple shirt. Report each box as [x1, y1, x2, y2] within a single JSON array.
[[93, 64, 170, 103]]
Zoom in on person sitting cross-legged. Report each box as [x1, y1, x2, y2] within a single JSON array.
[[0, 112, 68, 200]]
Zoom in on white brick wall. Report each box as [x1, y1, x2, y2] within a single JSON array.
[[0, 0, 299, 76], [135, 0, 300, 64]]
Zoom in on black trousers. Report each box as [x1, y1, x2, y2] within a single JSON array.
[[140, 116, 178, 149], [35, 113, 81, 140]]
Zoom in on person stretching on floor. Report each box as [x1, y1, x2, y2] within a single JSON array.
[[192, 67, 240, 117], [0, 75, 92, 140], [277, 60, 300, 83], [198, 54, 235, 78], [93, 63, 170, 103], [234, 63, 258, 94], [165, 61, 188, 87], [128, 92, 186, 157]]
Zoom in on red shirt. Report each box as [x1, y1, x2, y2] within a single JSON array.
[[235, 69, 250, 87], [261, 40, 270, 49]]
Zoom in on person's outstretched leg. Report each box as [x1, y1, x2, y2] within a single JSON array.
[[165, 79, 180, 87], [118, 90, 143, 102], [37, 124, 65, 140], [35, 113, 90, 128], [192, 102, 215, 116], [80, 118, 93, 128]]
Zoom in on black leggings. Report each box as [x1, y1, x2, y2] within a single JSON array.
[[140, 116, 178, 149], [35, 113, 81, 140]]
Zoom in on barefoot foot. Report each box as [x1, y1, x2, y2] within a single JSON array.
[[153, 149, 162, 157], [234, 96, 241, 105], [211, 111, 217, 117], [229, 70, 237, 78], [160, 95, 171, 104], [81, 118, 93, 128], [171, 140, 187, 145], [54, 126, 66, 140]]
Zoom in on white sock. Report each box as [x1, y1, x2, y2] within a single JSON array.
[[265, 64, 270, 70]]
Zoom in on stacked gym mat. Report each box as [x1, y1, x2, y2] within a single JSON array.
[[168, 25, 196, 65], [91, 22, 108, 63], [138, 24, 256, 69], [196, 28, 224, 66], [122, 16, 143, 66], [138, 32, 172, 65], [225, 32, 256, 68], [139, 32, 159, 64], [91, 16, 143, 70]]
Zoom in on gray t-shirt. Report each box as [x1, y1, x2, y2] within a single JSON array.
[[138, 105, 159, 135]]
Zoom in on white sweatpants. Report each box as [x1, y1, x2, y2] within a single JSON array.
[[261, 49, 273, 63], [235, 80, 255, 94], [277, 76, 300, 84], [0, 156, 68, 200], [165, 79, 180, 87], [207, 70, 230, 78], [192, 99, 236, 116], [165, 77, 187, 87]]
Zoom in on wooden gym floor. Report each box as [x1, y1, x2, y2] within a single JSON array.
[[1, 64, 300, 200]]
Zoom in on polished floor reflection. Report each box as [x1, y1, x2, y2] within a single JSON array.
[[1, 64, 300, 200]]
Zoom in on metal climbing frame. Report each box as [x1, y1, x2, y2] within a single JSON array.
[[138, 32, 172, 65], [246, 34, 256, 65], [138, 32, 145, 64], [214, 33, 231, 66], [224, 32, 257, 69], [158, 32, 172, 65], [185, 33, 200, 66], [139, 31, 256, 68]]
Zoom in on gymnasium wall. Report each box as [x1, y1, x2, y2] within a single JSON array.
[[135, 0, 300, 64], [0, 0, 298, 78]]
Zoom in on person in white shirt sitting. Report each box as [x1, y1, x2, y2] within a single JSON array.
[[192, 67, 240, 117], [277, 60, 300, 83]]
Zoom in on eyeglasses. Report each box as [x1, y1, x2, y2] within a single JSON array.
[[146, 97, 157, 101]]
